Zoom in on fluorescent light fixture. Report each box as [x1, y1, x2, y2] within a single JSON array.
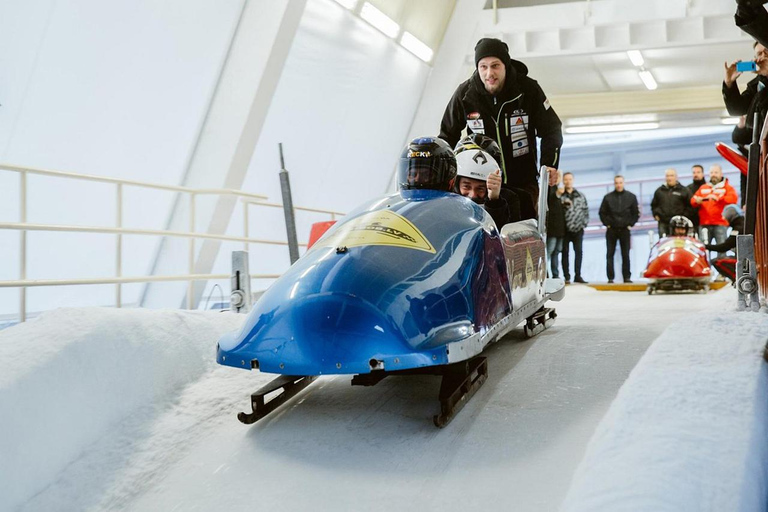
[[638, 69, 658, 90], [401, 31, 433, 62], [333, 0, 358, 8], [360, 2, 399, 38], [565, 122, 660, 134], [720, 117, 740, 125], [627, 50, 644, 67]]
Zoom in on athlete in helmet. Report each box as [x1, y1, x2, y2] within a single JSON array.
[[669, 215, 695, 237], [454, 140, 521, 227], [397, 137, 457, 191], [455, 134, 534, 220]]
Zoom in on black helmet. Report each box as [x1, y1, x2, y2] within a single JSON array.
[[397, 137, 457, 191], [454, 134, 502, 164], [669, 215, 693, 236]]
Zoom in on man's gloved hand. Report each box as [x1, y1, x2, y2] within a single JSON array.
[[547, 167, 558, 186], [487, 169, 501, 201]]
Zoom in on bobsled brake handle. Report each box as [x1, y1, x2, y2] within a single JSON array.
[[537, 166, 548, 236]]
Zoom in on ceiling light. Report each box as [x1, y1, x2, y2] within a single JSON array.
[[720, 117, 740, 125], [360, 2, 399, 38], [627, 50, 644, 67], [401, 32, 433, 62], [565, 123, 660, 134], [638, 70, 658, 90]]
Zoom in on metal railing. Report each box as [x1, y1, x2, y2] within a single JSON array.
[[757, 123, 768, 301], [0, 163, 344, 322]]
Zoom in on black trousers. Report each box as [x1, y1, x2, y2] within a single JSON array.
[[562, 229, 584, 280], [606, 227, 631, 281]]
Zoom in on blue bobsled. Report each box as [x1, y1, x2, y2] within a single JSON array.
[[217, 186, 564, 426]]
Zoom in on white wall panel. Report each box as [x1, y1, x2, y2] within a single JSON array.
[[0, 0, 244, 316], [207, 0, 431, 297]]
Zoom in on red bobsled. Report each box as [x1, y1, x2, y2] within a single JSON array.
[[644, 236, 712, 294]]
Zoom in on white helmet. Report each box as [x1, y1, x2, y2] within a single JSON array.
[[455, 148, 500, 182]]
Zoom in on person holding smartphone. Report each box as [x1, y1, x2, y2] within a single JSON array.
[[723, 41, 768, 139]]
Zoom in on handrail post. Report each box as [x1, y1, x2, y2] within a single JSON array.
[[188, 193, 196, 310], [19, 171, 27, 323], [279, 143, 300, 264], [116, 183, 123, 308]]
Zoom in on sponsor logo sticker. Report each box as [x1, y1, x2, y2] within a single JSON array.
[[467, 112, 481, 120], [312, 210, 436, 253], [468, 118, 485, 131]]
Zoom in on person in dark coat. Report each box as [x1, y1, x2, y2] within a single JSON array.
[[546, 172, 566, 279], [599, 175, 640, 283], [723, 41, 768, 156], [651, 168, 692, 237], [560, 172, 589, 284], [439, 38, 563, 215], [686, 164, 707, 230]]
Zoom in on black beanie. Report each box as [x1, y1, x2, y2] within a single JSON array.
[[475, 38, 510, 67]]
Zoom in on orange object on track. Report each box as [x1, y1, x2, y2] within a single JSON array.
[[307, 220, 337, 249]]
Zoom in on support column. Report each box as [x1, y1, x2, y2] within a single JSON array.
[[141, 0, 307, 309]]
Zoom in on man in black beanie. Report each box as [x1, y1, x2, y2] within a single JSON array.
[[440, 38, 563, 218]]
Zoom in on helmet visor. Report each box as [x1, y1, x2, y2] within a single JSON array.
[[397, 158, 455, 190]]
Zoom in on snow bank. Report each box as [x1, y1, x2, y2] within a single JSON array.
[[0, 308, 244, 512], [561, 291, 768, 512]]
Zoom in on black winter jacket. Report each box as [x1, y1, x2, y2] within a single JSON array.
[[651, 183, 692, 224], [546, 186, 566, 237], [599, 190, 639, 229], [439, 60, 563, 190], [485, 188, 521, 228], [686, 178, 707, 224], [723, 75, 768, 139]]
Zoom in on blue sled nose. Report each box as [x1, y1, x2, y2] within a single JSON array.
[[217, 293, 449, 375]]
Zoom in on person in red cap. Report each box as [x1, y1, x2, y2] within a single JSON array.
[[439, 37, 563, 218]]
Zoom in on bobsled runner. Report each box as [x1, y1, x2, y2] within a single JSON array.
[[644, 221, 712, 294], [217, 181, 564, 428]]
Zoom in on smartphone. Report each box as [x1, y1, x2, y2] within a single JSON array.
[[737, 61, 757, 72]]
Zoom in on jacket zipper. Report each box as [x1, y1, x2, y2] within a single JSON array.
[[492, 93, 523, 184]]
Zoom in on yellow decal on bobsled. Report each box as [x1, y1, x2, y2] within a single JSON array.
[[315, 210, 436, 253], [525, 247, 534, 284]]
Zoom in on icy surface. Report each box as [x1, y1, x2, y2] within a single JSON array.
[[0, 287, 758, 511], [561, 291, 768, 512], [0, 308, 244, 512]]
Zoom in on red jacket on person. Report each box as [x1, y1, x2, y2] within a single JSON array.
[[690, 178, 738, 226]]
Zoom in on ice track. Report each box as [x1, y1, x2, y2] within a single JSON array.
[[1, 286, 726, 512]]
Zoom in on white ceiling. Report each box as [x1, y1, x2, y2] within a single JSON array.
[[524, 41, 755, 95], [458, 0, 758, 128]]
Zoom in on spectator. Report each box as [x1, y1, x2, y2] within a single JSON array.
[[723, 41, 768, 152], [560, 172, 589, 284], [439, 38, 563, 215], [546, 171, 565, 279], [651, 168, 692, 237], [687, 164, 707, 230], [690, 164, 738, 257], [599, 175, 640, 283]]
